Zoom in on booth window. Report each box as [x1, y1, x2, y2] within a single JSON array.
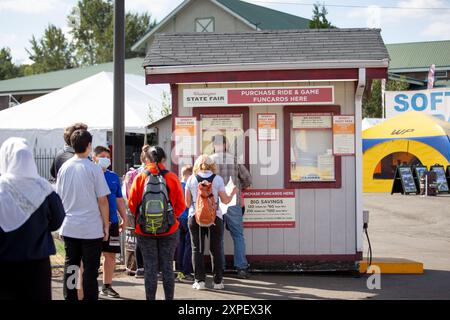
[[373, 152, 422, 180], [193, 107, 250, 165], [284, 106, 342, 189]]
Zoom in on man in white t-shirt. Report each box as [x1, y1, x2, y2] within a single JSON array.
[[56, 129, 110, 301]]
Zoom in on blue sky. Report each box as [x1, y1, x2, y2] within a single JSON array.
[[1, 0, 450, 64]]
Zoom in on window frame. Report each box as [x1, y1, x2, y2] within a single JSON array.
[[192, 107, 250, 168], [283, 105, 342, 189], [194, 17, 215, 33]]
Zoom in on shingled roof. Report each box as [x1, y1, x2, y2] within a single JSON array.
[[144, 28, 389, 68]]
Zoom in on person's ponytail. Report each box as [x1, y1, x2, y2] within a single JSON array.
[[147, 146, 166, 163]]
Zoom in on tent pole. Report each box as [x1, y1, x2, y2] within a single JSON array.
[[113, 0, 125, 176]]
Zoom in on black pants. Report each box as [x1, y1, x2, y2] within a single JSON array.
[[188, 216, 223, 284], [135, 241, 144, 269], [0, 257, 51, 300], [62, 236, 103, 301]]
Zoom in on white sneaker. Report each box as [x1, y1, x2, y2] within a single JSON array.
[[213, 281, 225, 290], [192, 281, 206, 290]]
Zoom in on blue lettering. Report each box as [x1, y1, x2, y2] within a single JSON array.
[[411, 93, 428, 111], [430, 92, 443, 111], [394, 94, 409, 112], [445, 91, 450, 97]]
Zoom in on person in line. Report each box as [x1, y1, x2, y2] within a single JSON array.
[[56, 129, 110, 301], [176, 164, 194, 282], [211, 135, 252, 279], [0, 137, 66, 300], [123, 144, 151, 278], [50, 123, 88, 180], [185, 155, 237, 290], [128, 146, 185, 300], [93, 146, 127, 298]]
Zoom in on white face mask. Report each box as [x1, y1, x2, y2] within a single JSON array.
[[97, 157, 111, 169]]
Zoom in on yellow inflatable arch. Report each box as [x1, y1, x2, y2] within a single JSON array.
[[363, 139, 450, 193]]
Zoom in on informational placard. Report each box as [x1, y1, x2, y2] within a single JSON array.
[[333, 115, 355, 155], [183, 86, 334, 108], [431, 165, 450, 193], [317, 152, 335, 181], [292, 113, 332, 129], [413, 166, 428, 191], [174, 117, 197, 156], [391, 166, 417, 195], [200, 114, 242, 130], [257, 113, 277, 141], [242, 189, 296, 228]]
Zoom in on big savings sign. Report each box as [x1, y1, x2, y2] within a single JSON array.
[[385, 89, 450, 122]]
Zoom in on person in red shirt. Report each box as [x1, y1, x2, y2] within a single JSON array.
[[128, 146, 185, 300]]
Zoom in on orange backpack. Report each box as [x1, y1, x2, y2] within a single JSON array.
[[194, 174, 217, 227]]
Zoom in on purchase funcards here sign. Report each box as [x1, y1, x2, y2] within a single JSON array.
[[183, 86, 334, 107]]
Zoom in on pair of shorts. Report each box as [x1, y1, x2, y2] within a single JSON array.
[[102, 223, 121, 253]]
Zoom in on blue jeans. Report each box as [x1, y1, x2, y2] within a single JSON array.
[[222, 205, 248, 270], [177, 218, 193, 275]]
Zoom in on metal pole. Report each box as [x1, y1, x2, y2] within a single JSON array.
[[113, 0, 125, 176]]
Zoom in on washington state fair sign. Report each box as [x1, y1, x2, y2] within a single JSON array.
[[183, 86, 335, 107]]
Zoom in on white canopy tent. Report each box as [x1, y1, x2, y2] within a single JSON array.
[[0, 71, 169, 150]]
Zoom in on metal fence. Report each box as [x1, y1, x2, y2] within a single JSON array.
[[34, 148, 58, 181], [33, 148, 126, 270]]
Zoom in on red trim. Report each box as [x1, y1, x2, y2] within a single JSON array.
[[170, 84, 179, 176], [256, 113, 277, 141], [366, 68, 388, 80], [192, 107, 250, 167], [224, 254, 360, 263], [283, 105, 342, 189], [147, 68, 361, 84]]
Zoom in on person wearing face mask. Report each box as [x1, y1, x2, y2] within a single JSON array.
[[56, 129, 111, 301], [93, 146, 127, 298]]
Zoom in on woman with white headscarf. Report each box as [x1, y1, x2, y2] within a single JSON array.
[[0, 137, 66, 300]]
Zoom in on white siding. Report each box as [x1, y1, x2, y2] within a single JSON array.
[[177, 81, 357, 257]]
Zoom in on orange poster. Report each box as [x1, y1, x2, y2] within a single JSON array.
[[257, 113, 277, 141], [175, 117, 197, 156], [333, 115, 355, 155]]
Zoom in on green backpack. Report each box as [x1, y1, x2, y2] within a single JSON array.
[[137, 166, 175, 235]]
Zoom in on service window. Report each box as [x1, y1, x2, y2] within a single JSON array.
[[284, 106, 341, 189], [199, 114, 245, 164]]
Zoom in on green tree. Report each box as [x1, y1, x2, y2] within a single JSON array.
[[26, 24, 75, 75], [68, 0, 156, 66], [363, 79, 410, 118], [0, 47, 22, 80], [309, 2, 335, 29]]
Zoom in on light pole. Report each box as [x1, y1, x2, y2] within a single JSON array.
[[113, 0, 125, 176]]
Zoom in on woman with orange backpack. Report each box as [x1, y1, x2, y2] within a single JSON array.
[[185, 154, 237, 290]]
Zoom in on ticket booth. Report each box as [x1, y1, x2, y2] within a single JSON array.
[[143, 29, 389, 271]]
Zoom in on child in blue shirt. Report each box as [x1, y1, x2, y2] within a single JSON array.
[[176, 165, 194, 281]]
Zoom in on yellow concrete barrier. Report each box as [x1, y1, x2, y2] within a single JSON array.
[[359, 258, 424, 274]]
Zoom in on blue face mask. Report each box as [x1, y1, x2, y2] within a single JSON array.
[[97, 157, 111, 169]]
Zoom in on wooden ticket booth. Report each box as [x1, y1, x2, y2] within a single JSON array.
[[143, 29, 389, 271]]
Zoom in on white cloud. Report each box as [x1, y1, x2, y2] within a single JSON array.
[[0, 0, 60, 14], [421, 21, 450, 39]]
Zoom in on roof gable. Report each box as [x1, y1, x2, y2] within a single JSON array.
[[131, 0, 310, 52], [216, 0, 310, 29]]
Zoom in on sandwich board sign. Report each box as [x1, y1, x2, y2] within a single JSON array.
[[430, 165, 450, 193], [391, 166, 418, 195]]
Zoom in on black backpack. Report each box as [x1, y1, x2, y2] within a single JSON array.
[[137, 165, 175, 236]]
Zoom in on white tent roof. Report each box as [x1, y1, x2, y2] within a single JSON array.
[[0, 71, 169, 132], [362, 118, 385, 131]]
